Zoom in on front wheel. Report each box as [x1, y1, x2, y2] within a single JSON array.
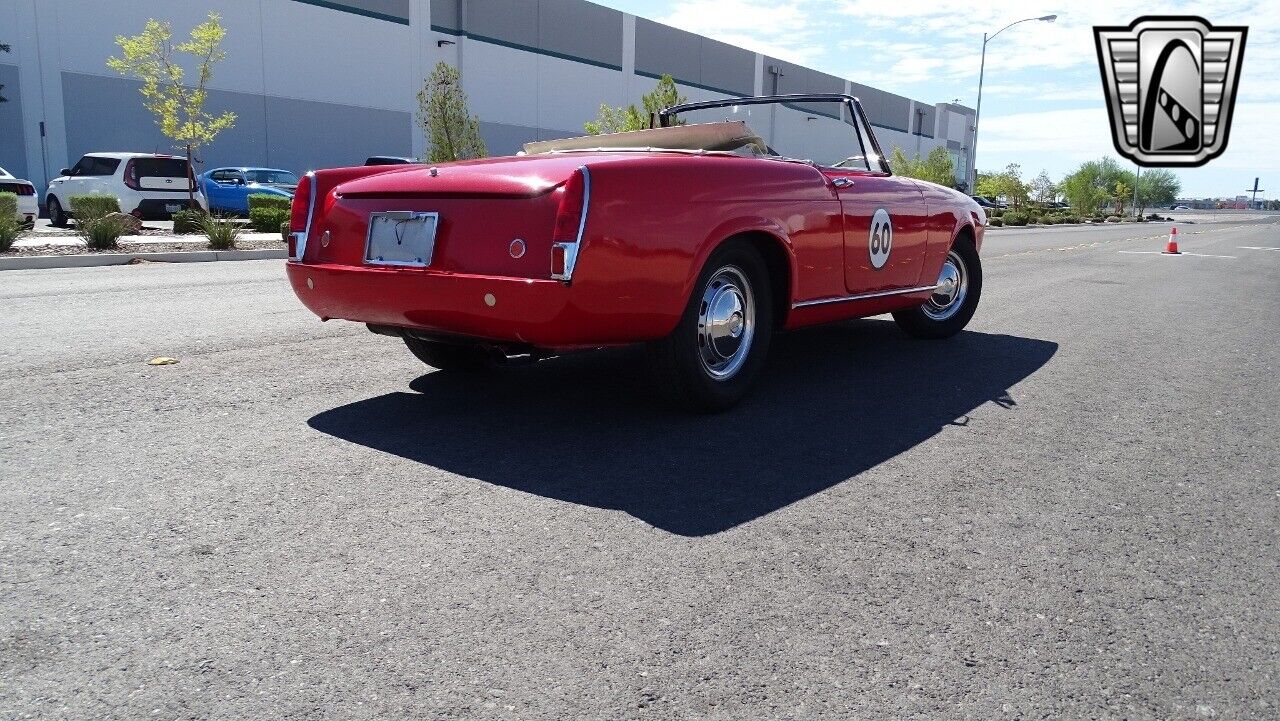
[[47, 197, 68, 228], [403, 337, 494, 372], [892, 235, 982, 339], [646, 241, 774, 412]]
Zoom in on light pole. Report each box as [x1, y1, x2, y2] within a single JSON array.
[[970, 14, 1057, 192]]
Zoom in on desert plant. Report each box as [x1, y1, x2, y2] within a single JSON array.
[[247, 193, 290, 212], [79, 215, 127, 250], [200, 213, 241, 250], [1062, 214, 1081, 224], [0, 192, 20, 251], [987, 217, 1003, 227], [171, 209, 204, 234], [249, 206, 288, 232], [1002, 210, 1028, 226], [69, 194, 121, 223], [280, 220, 289, 242], [1106, 215, 1121, 222]]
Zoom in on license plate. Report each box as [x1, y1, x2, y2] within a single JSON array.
[[165, 204, 182, 213], [365, 211, 438, 267]]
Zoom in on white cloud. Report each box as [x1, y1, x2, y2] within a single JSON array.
[[656, 0, 826, 65]]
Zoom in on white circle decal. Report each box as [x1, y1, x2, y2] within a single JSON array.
[[869, 208, 893, 269]]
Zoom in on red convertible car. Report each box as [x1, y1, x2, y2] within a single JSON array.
[[285, 94, 985, 411]]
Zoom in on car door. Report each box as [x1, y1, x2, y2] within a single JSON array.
[[826, 168, 929, 294], [55, 155, 95, 199], [206, 169, 244, 212]]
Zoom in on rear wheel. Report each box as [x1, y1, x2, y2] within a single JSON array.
[[47, 197, 67, 227], [646, 241, 773, 412], [403, 337, 494, 372], [892, 234, 982, 339]]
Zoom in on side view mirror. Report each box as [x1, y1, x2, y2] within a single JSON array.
[[59, 168, 71, 177]]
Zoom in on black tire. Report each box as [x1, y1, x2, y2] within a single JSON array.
[[646, 240, 774, 412], [47, 196, 68, 227], [403, 336, 494, 372], [893, 233, 982, 339]]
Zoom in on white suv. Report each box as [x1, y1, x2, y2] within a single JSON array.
[[0, 166, 39, 226], [44, 152, 208, 226]]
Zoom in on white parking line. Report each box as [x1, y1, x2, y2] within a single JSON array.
[[1118, 251, 1237, 258], [1237, 246, 1280, 251]]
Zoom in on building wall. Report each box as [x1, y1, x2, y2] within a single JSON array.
[[1, 0, 975, 191]]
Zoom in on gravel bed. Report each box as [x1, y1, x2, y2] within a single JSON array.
[[1, 237, 286, 257]]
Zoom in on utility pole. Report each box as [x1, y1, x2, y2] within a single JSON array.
[[1246, 177, 1265, 209]]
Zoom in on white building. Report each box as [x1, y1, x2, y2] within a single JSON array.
[[0, 0, 976, 192]]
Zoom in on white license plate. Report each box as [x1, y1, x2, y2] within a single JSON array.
[[165, 204, 182, 213], [365, 211, 438, 267]]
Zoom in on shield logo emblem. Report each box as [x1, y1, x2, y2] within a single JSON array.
[[1094, 16, 1247, 167]]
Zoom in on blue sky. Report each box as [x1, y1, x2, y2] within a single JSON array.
[[597, 0, 1278, 199]]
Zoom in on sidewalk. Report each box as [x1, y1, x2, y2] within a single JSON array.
[[3, 228, 288, 271]]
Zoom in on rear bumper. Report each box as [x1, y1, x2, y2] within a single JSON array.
[[134, 198, 201, 219], [286, 262, 607, 348]]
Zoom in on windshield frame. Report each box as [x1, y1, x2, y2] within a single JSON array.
[[658, 93, 891, 174]]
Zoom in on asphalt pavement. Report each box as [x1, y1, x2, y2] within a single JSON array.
[[1, 217, 1277, 719]]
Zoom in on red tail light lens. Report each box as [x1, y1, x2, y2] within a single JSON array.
[[123, 159, 141, 190], [288, 172, 314, 260], [290, 173, 313, 233], [552, 170, 586, 242]]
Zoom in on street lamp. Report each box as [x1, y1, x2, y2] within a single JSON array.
[[970, 14, 1057, 192]]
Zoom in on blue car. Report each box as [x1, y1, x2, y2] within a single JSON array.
[[199, 167, 299, 215]]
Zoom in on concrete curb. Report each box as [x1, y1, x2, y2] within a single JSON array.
[[0, 248, 288, 271]]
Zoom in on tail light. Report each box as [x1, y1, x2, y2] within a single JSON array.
[[550, 167, 590, 281], [20, 184, 35, 196], [288, 172, 316, 261], [123, 159, 141, 190]]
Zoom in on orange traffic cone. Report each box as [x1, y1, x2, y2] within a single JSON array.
[[1163, 226, 1181, 254]]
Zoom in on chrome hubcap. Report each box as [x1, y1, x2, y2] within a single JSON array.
[[697, 266, 755, 380], [923, 250, 968, 321]]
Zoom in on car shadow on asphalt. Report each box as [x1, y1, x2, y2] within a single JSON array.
[[307, 319, 1058, 536]]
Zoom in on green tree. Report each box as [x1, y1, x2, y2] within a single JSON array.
[[889, 146, 956, 187], [585, 74, 688, 134], [107, 14, 237, 207], [416, 61, 487, 162], [1030, 170, 1058, 204], [975, 164, 1028, 209], [1059, 158, 1126, 215], [1134, 169, 1180, 215], [1113, 180, 1131, 215]]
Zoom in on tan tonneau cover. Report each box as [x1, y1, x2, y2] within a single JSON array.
[[523, 121, 764, 155]]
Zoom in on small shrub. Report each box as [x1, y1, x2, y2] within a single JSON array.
[[247, 193, 291, 212], [172, 209, 204, 234], [201, 214, 242, 250], [1062, 214, 1081, 224], [1106, 215, 1121, 222], [79, 216, 127, 250], [1028, 214, 1045, 225], [1002, 211, 1028, 226], [0, 193, 20, 251], [249, 206, 289, 233], [987, 208, 1003, 218], [69, 194, 121, 224], [280, 220, 290, 242], [987, 217, 1003, 227]]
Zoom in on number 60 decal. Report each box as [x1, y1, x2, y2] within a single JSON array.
[[869, 208, 893, 269]]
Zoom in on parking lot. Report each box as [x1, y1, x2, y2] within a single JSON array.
[[2, 218, 1278, 719]]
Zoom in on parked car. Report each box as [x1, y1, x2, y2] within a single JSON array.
[[200, 167, 298, 215], [0, 166, 39, 226], [364, 156, 418, 166], [44, 152, 207, 226], [1170, 205, 1190, 210], [971, 196, 1001, 209], [286, 94, 985, 411]]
